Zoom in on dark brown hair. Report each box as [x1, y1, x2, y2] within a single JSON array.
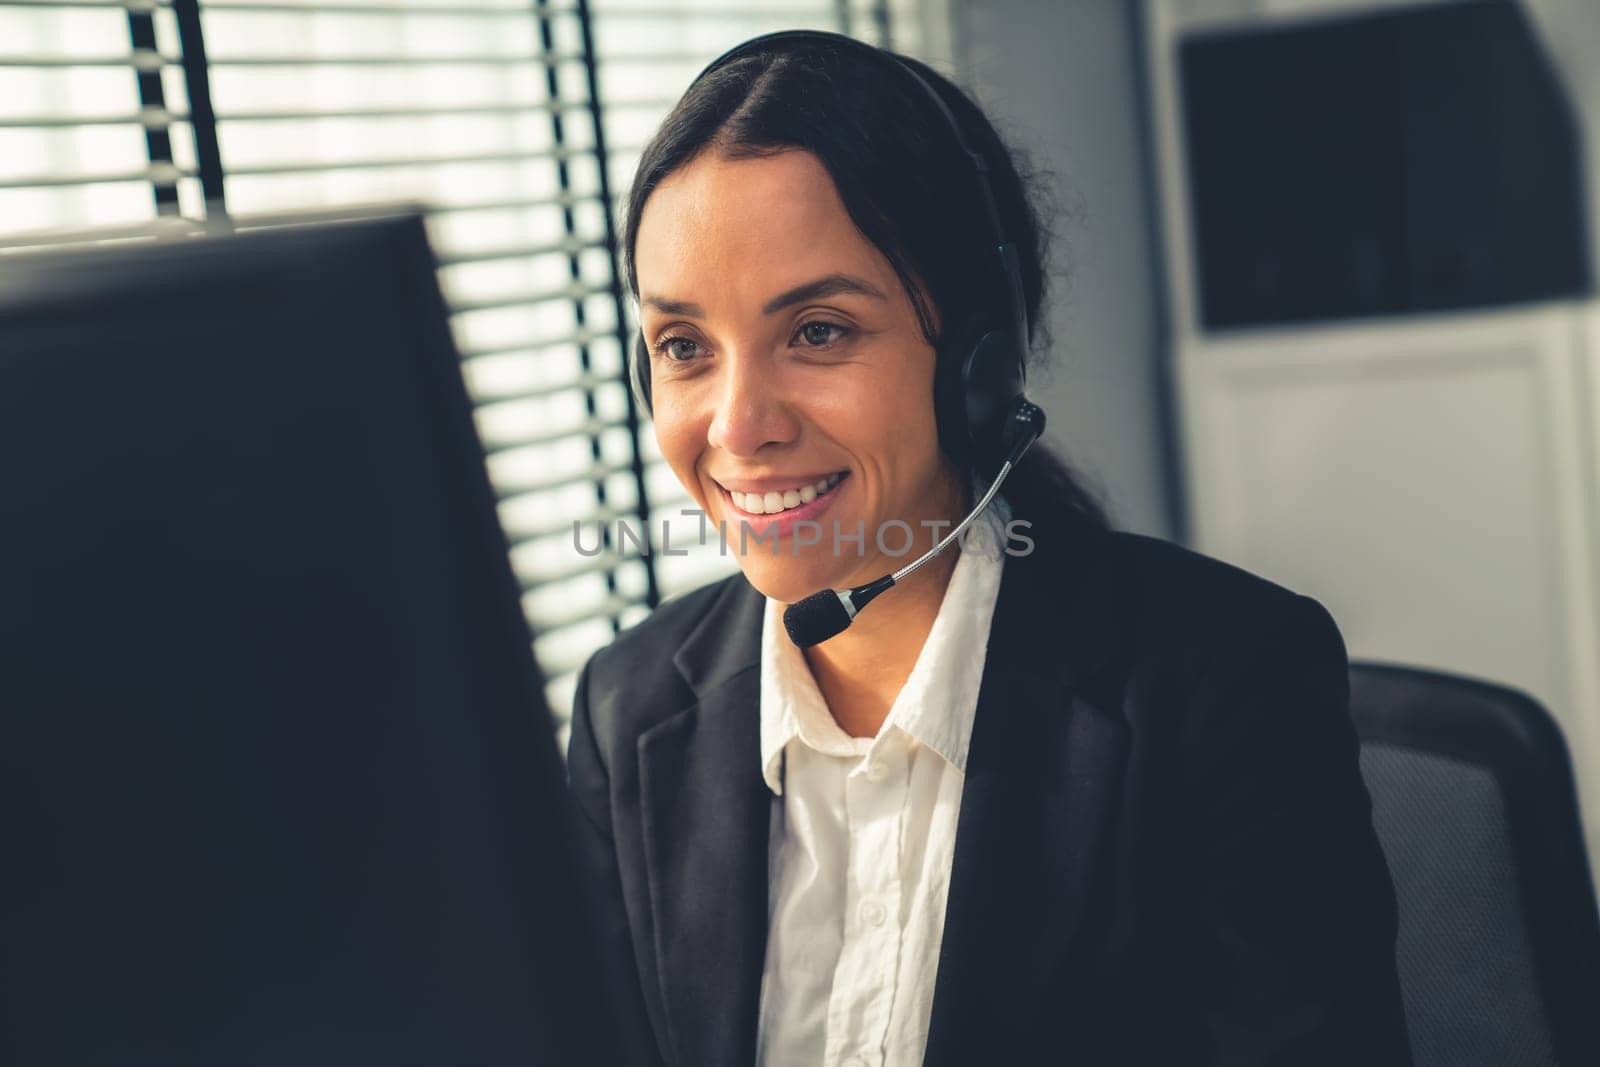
[[622, 37, 1111, 535]]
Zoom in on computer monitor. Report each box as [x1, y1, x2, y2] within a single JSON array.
[[0, 213, 600, 1064]]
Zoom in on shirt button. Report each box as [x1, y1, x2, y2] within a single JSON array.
[[864, 758, 888, 782], [860, 899, 887, 927]]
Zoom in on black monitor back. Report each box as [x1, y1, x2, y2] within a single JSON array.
[[0, 214, 598, 1065]]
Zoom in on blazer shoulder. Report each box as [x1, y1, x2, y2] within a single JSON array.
[[577, 571, 753, 747], [1070, 534, 1354, 776], [1102, 531, 1344, 670]]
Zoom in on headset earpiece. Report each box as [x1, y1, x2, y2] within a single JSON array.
[[960, 328, 1027, 464], [932, 314, 986, 470], [933, 314, 1029, 480]]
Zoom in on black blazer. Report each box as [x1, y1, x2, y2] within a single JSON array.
[[565, 524, 1413, 1066]]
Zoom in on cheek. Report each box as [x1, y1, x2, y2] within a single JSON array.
[[650, 399, 711, 507], [886, 401, 945, 492], [815, 347, 938, 436], [849, 356, 942, 475]]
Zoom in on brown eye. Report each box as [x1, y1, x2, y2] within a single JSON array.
[[797, 320, 849, 347], [657, 336, 701, 362]]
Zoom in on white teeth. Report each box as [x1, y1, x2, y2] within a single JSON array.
[[727, 473, 845, 515]]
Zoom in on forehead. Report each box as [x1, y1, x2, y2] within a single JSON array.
[[633, 149, 894, 307]]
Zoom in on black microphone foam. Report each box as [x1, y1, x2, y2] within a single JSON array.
[[783, 589, 853, 648], [783, 575, 895, 648]]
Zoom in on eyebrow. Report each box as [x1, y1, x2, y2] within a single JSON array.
[[640, 272, 889, 319]]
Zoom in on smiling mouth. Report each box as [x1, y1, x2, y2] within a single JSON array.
[[724, 472, 847, 516]]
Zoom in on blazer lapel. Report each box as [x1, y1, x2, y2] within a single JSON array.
[[923, 533, 1132, 1066], [637, 579, 770, 1066]]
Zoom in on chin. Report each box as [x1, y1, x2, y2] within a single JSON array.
[[732, 549, 859, 605]]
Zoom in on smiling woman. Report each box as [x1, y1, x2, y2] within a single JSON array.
[[565, 30, 1413, 1067], [634, 148, 966, 604]]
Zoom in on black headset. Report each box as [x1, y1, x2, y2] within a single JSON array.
[[629, 29, 1040, 481]]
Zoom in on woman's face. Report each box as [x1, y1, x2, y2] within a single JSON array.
[[633, 148, 964, 603]]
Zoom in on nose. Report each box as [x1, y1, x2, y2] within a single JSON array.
[[705, 349, 800, 459]]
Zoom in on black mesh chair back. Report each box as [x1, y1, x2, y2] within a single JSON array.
[[1350, 662, 1600, 1067]]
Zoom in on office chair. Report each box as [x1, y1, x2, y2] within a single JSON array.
[[1349, 662, 1600, 1067]]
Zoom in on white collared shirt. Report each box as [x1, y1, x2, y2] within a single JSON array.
[[754, 503, 1009, 1067]]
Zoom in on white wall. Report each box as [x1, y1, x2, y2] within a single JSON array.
[[947, 0, 1174, 537]]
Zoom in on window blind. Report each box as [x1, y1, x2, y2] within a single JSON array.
[[0, 0, 925, 738]]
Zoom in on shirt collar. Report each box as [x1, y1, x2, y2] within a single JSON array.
[[758, 496, 1011, 795]]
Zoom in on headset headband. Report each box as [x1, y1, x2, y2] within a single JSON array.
[[685, 30, 1029, 352]]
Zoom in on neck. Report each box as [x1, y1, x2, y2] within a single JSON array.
[[800, 544, 960, 738]]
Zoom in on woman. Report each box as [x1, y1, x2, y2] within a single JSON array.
[[566, 30, 1411, 1067]]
